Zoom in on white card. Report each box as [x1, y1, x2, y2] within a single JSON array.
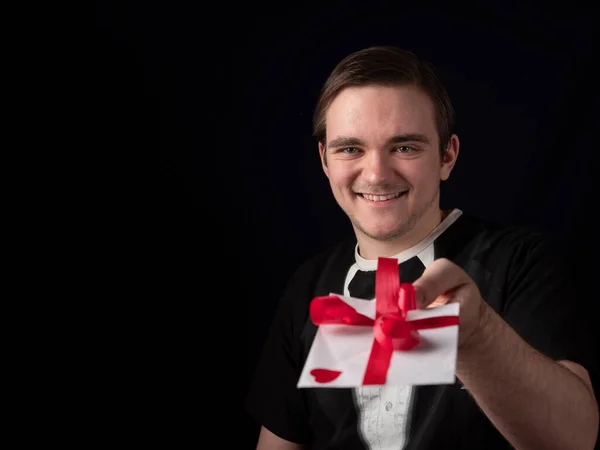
[[297, 294, 459, 388]]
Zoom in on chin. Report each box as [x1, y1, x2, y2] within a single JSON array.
[[354, 222, 410, 242]]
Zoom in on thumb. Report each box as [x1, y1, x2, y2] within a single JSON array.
[[412, 258, 467, 308]]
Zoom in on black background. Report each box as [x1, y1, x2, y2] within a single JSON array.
[[94, 2, 600, 447]]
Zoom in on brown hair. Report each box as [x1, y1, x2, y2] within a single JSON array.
[[312, 46, 455, 156]]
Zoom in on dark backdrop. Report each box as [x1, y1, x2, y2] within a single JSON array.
[[94, 2, 600, 448]]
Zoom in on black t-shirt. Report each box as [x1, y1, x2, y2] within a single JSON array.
[[245, 212, 597, 449]]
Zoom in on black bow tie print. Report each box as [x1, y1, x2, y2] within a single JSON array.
[[348, 256, 426, 300]]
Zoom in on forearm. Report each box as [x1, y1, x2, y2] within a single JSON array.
[[257, 427, 305, 450], [456, 305, 599, 450]]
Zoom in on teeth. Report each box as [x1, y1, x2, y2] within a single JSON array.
[[362, 192, 402, 202]]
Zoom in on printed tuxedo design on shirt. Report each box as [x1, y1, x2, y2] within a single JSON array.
[[346, 209, 463, 450]]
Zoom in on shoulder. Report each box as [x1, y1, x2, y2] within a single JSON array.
[[458, 214, 572, 309], [285, 236, 356, 290], [273, 236, 356, 326], [455, 212, 556, 264], [445, 212, 565, 305]]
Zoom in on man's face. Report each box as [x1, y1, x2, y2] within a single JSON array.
[[319, 84, 457, 242]]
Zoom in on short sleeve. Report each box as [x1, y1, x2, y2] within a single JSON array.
[[503, 234, 598, 379], [244, 264, 314, 444]]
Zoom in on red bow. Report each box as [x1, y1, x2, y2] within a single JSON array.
[[310, 257, 459, 385]]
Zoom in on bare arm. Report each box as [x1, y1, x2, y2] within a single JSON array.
[[457, 304, 599, 450], [256, 427, 305, 450]]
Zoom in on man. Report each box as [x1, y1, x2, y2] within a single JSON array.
[[245, 46, 599, 449]]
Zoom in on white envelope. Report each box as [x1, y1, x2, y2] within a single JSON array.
[[297, 294, 460, 388]]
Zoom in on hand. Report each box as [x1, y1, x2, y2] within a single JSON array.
[[410, 258, 488, 349]]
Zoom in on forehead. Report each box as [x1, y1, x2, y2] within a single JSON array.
[[325, 85, 437, 143]]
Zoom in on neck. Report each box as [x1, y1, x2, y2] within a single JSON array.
[[356, 207, 447, 259]]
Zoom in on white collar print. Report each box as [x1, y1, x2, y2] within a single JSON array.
[[354, 208, 463, 271]]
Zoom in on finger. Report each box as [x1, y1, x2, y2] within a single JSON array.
[[425, 292, 453, 309], [412, 258, 470, 308]]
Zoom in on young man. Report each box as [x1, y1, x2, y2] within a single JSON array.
[[245, 46, 599, 450]]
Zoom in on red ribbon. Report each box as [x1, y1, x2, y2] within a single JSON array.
[[310, 257, 459, 385]]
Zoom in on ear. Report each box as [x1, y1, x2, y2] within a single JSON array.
[[440, 134, 459, 181], [319, 141, 329, 177]]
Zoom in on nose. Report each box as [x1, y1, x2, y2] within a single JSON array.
[[362, 151, 393, 184]]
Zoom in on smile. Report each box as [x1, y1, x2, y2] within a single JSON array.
[[358, 192, 407, 202]]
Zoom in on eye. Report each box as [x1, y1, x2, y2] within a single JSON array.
[[340, 147, 359, 154], [394, 146, 414, 153]]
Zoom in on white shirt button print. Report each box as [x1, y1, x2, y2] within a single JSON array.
[[355, 385, 413, 450]]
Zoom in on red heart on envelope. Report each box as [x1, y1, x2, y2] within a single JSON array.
[[310, 368, 342, 383]]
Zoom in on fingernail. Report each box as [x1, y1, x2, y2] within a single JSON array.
[[415, 290, 424, 308]]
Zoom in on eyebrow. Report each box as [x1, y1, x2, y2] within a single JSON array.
[[327, 133, 430, 148]]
